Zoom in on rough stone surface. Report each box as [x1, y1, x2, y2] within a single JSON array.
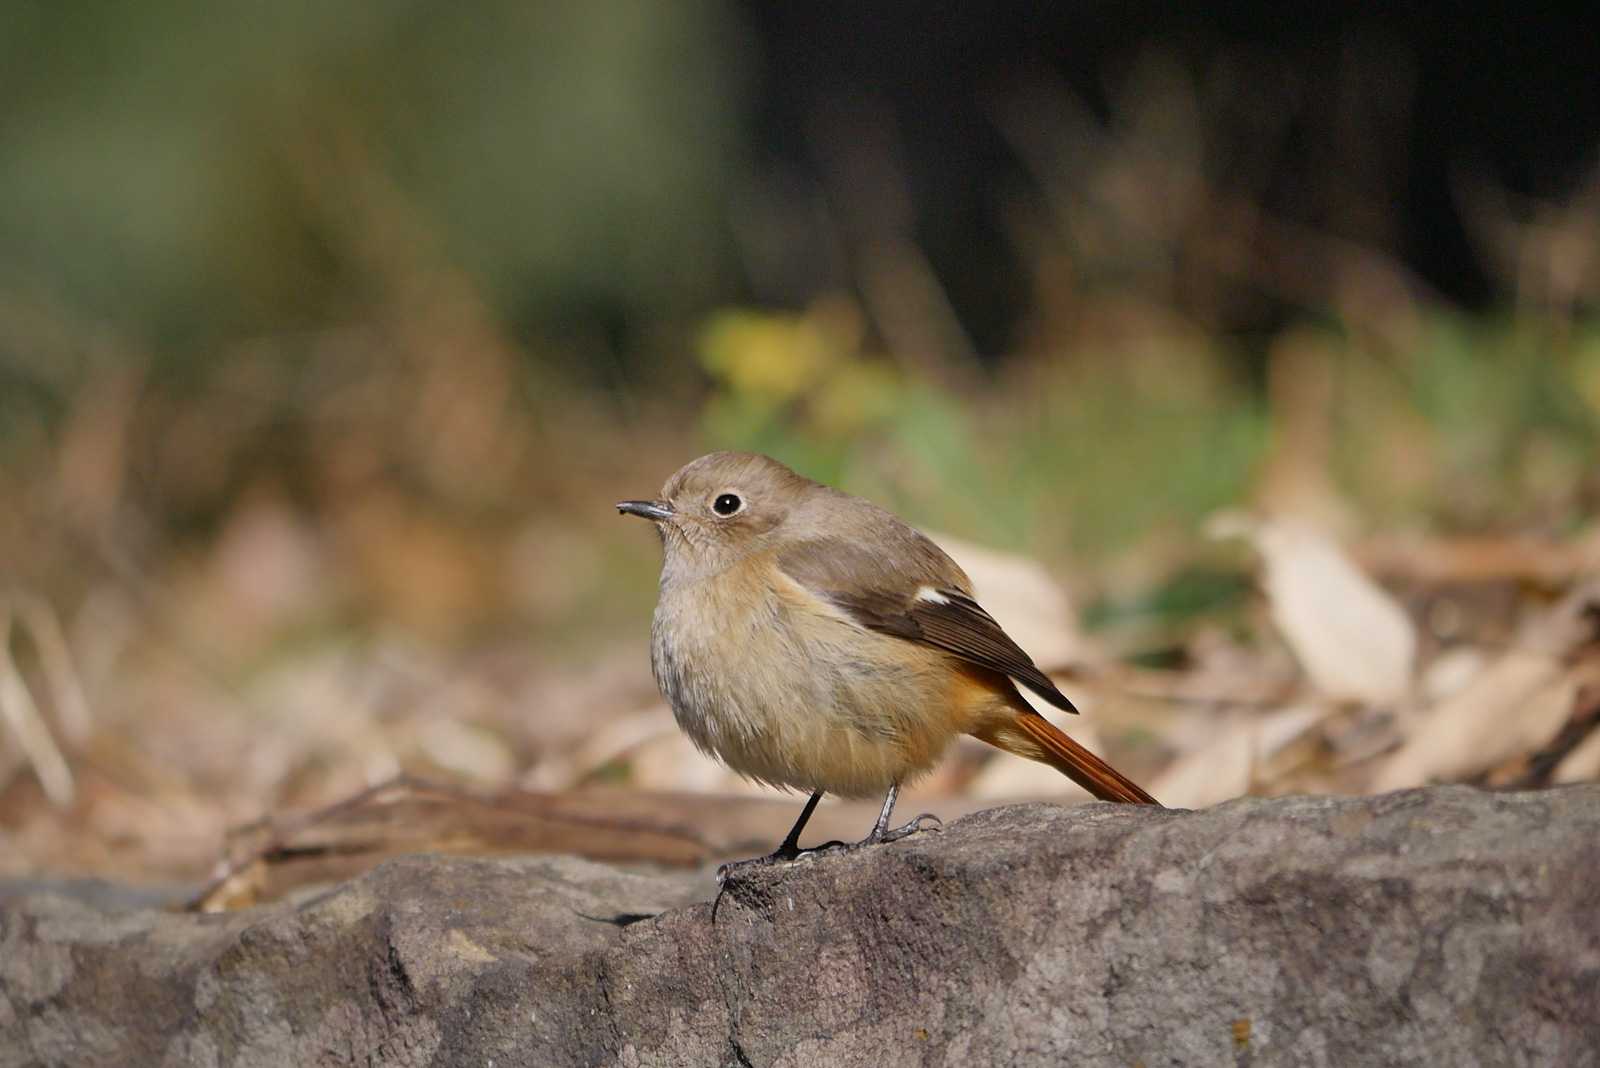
[[2, 785, 1598, 1067]]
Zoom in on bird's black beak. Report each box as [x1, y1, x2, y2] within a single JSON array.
[[617, 499, 674, 521]]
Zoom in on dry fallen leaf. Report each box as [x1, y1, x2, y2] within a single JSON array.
[[0, 600, 76, 806], [1213, 515, 1416, 704], [1371, 583, 1600, 791], [1555, 726, 1600, 783], [1150, 703, 1328, 808], [1372, 664, 1578, 791]]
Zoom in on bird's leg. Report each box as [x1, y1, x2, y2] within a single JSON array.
[[716, 791, 830, 883], [774, 782, 942, 855], [857, 782, 942, 845], [785, 783, 942, 853], [870, 782, 901, 838], [773, 790, 825, 858]]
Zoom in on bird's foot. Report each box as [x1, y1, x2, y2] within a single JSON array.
[[714, 842, 836, 885], [713, 813, 942, 885], [868, 811, 943, 845], [712, 843, 837, 919]]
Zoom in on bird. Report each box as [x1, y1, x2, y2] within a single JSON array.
[[618, 451, 1158, 876]]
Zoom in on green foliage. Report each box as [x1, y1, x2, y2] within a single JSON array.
[[1332, 314, 1600, 528], [696, 305, 911, 486], [695, 304, 1269, 560], [695, 299, 1599, 574], [1008, 352, 1267, 558], [0, 2, 747, 344]]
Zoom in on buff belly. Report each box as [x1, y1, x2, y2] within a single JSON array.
[[650, 565, 972, 798]]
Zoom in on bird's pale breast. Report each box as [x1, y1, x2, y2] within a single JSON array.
[[650, 554, 971, 797]]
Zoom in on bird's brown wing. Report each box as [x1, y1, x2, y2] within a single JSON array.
[[777, 535, 1079, 714]]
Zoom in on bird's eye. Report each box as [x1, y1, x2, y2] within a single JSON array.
[[712, 493, 743, 516]]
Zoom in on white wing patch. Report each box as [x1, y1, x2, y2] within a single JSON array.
[[914, 586, 951, 605]]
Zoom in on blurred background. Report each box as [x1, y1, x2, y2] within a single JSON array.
[[3, 3, 1599, 892]]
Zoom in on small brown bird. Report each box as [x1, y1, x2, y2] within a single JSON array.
[[619, 451, 1157, 874]]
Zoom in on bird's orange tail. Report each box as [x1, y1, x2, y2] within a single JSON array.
[[974, 712, 1160, 805]]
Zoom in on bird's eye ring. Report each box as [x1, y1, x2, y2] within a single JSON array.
[[712, 492, 743, 517]]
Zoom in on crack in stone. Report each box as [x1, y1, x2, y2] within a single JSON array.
[[593, 952, 630, 1057], [707, 880, 775, 1068]]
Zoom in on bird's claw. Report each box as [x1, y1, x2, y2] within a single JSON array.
[[873, 811, 942, 844], [714, 814, 941, 887]]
